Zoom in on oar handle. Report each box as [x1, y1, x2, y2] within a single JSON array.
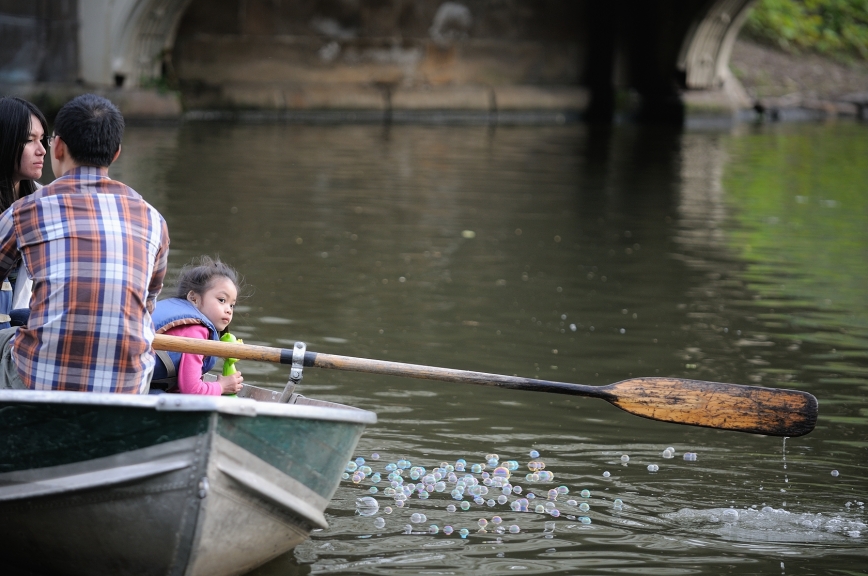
[[152, 334, 606, 397]]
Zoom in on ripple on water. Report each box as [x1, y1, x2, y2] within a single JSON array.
[[664, 507, 866, 543]]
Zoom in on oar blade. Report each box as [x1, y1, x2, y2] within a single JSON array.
[[606, 378, 818, 437]]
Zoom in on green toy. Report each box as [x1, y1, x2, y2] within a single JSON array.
[[220, 332, 242, 395]]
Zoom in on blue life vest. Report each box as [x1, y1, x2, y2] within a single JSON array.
[[150, 298, 220, 391]]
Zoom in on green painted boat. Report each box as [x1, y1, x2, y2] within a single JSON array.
[[0, 388, 376, 575]]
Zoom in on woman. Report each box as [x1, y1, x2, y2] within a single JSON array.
[[0, 97, 48, 328]]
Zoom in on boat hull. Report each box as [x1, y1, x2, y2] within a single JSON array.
[[0, 390, 375, 575]]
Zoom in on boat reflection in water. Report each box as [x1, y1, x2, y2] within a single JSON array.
[[0, 388, 375, 575]]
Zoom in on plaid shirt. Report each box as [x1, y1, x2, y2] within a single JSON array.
[[0, 166, 169, 393]]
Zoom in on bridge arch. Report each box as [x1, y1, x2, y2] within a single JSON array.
[[80, 0, 760, 115], [678, 0, 758, 89], [79, 0, 194, 87]]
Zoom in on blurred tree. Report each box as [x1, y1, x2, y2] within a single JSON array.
[[744, 0, 868, 60]]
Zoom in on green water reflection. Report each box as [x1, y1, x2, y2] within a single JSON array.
[[106, 119, 866, 575]]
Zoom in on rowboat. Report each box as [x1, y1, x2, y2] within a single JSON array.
[[0, 386, 376, 575]]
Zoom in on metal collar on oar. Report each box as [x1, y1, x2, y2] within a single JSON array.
[[278, 341, 306, 402]]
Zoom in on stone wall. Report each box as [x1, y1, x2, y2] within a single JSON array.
[[172, 0, 590, 112], [0, 0, 78, 84]]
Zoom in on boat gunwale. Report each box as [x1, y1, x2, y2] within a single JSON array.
[[0, 390, 377, 425]]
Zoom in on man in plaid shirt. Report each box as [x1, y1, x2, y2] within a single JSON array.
[[0, 94, 169, 393]]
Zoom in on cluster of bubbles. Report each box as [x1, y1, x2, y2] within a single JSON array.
[[348, 449, 611, 538], [346, 445, 708, 538]]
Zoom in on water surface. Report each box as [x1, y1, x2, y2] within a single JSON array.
[[111, 119, 868, 575]]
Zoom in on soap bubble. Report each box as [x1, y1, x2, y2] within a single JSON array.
[[395, 499, 406, 508], [342, 473, 349, 480], [346, 461, 358, 472], [443, 525, 454, 535], [580, 516, 592, 524], [509, 525, 521, 533], [550, 509, 560, 517], [831, 470, 840, 477], [567, 499, 577, 507], [683, 452, 697, 461], [535, 504, 545, 513], [613, 499, 623, 509], [579, 502, 590, 512], [471, 464, 483, 473], [487, 499, 495, 507], [418, 491, 429, 500], [356, 496, 380, 516], [506, 460, 519, 471], [373, 517, 385, 529], [722, 509, 739, 522], [478, 518, 489, 528], [547, 489, 559, 500], [557, 486, 569, 495], [492, 516, 502, 524], [384, 506, 392, 514], [603, 471, 610, 478], [397, 459, 411, 469], [526, 493, 535, 500], [647, 464, 659, 472], [580, 489, 591, 498], [369, 487, 378, 494], [529, 450, 540, 458], [496, 495, 507, 505], [371, 452, 380, 460], [493, 466, 511, 481], [429, 525, 439, 534], [460, 501, 471, 511], [662, 449, 674, 459], [446, 504, 457, 513], [403, 524, 413, 534], [355, 457, 366, 466], [459, 528, 470, 538], [620, 455, 630, 463], [513, 486, 523, 495], [474, 496, 484, 505]]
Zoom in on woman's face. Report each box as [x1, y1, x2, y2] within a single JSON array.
[[13, 114, 46, 184]]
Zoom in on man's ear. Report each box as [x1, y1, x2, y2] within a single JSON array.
[[111, 145, 122, 163], [52, 137, 64, 161]]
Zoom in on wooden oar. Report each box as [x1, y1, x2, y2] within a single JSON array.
[[152, 334, 818, 437]]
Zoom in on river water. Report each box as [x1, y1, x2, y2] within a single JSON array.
[[109, 119, 866, 575]]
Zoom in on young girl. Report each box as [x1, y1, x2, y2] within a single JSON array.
[[150, 256, 244, 395]]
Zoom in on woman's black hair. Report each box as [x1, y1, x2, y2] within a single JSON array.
[[175, 256, 242, 300], [0, 97, 49, 212]]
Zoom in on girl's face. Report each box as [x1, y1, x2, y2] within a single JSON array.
[[13, 114, 46, 185], [188, 276, 237, 332]]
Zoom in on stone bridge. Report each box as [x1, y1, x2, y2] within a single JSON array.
[[0, 0, 755, 121]]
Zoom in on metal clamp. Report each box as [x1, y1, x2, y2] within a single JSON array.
[[279, 341, 306, 403]]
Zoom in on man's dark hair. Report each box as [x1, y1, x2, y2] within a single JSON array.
[[53, 94, 124, 167]]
